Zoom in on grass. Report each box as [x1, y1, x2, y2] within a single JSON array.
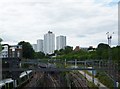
[[83, 69, 115, 89], [87, 80, 99, 89], [95, 71, 114, 89], [75, 71, 98, 88]]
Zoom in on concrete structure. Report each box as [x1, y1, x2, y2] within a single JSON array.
[[119, 2, 120, 46], [37, 39, 43, 52], [0, 45, 22, 58], [32, 44, 37, 52], [43, 31, 55, 54], [1, 46, 8, 58], [56, 36, 66, 50]]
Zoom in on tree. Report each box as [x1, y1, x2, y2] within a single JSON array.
[[96, 43, 110, 59], [88, 46, 95, 51], [34, 52, 45, 59], [97, 43, 110, 50], [18, 41, 35, 59], [112, 46, 120, 61], [54, 46, 73, 56], [64, 46, 73, 54]]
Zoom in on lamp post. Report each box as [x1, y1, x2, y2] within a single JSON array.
[[106, 32, 114, 61], [106, 32, 117, 88], [106, 32, 114, 47], [106, 32, 113, 73]]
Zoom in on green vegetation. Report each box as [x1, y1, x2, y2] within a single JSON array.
[[21, 63, 30, 68], [55, 43, 120, 61], [54, 43, 119, 88], [56, 63, 65, 68], [84, 70, 115, 88], [18, 41, 35, 59], [87, 81, 99, 89], [97, 43, 110, 59], [74, 71, 98, 88], [55, 46, 73, 55], [16, 41, 120, 61], [18, 41, 49, 59], [118, 83, 120, 89], [95, 71, 114, 89], [34, 52, 45, 59]]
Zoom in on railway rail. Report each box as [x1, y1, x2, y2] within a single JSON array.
[[69, 72, 89, 89], [46, 73, 62, 88], [21, 72, 44, 88]]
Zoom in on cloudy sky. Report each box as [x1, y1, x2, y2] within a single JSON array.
[[0, 0, 119, 48]]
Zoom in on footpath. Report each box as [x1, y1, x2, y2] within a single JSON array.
[[78, 70, 109, 89]]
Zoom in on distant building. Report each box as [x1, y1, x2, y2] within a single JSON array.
[[56, 36, 66, 50], [37, 39, 43, 52], [1, 46, 8, 58], [0, 45, 22, 58], [80, 47, 88, 51], [74, 46, 80, 52], [32, 44, 37, 52], [43, 31, 55, 54]]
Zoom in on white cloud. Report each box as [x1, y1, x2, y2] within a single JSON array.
[[0, 0, 118, 47]]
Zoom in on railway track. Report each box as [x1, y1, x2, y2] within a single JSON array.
[[47, 73, 61, 88], [69, 72, 89, 89], [21, 72, 44, 88]]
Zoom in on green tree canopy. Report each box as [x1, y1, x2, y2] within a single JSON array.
[[64, 46, 73, 54], [18, 41, 35, 59], [96, 43, 110, 59], [34, 52, 45, 59], [55, 46, 73, 56], [97, 43, 110, 50], [112, 46, 120, 61]]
